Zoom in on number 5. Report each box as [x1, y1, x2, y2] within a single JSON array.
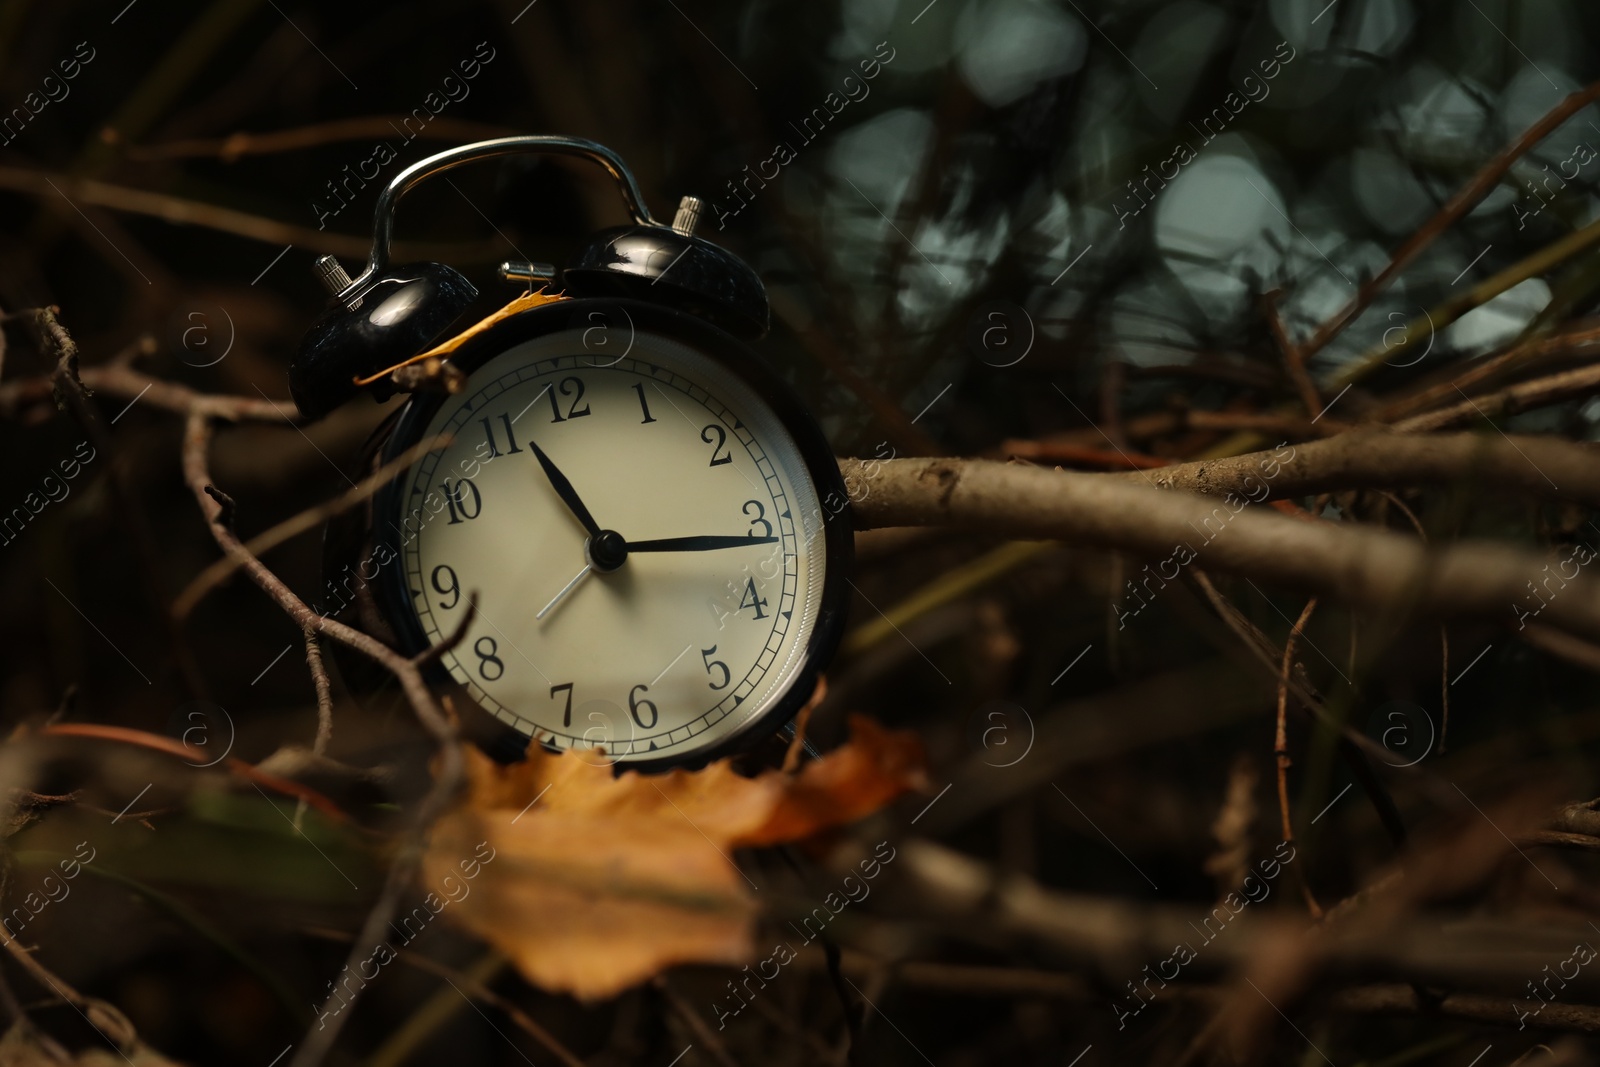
[[701, 646, 730, 691]]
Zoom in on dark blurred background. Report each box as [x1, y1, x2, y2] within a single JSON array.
[[3, 0, 1600, 1064]]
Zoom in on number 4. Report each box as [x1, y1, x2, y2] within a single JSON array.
[[739, 577, 768, 620]]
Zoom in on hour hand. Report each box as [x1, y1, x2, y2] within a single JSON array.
[[626, 535, 779, 553], [528, 439, 600, 536]]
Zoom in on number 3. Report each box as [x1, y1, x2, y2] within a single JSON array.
[[743, 499, 772, 538]]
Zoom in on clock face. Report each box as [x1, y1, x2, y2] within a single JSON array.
[[386, 323, 830, 764]]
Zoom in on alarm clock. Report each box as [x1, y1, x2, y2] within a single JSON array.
[[290, 136, 852, 769]]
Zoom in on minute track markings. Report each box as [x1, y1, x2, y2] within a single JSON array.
[[404, 352, 799, 753]]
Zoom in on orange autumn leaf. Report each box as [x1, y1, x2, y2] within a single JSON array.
[[420, 715, 928, 1001], [737, 716, 931, 846]]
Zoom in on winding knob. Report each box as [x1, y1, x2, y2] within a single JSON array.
[[671, 195, 703, 236], [314, 254, 355, 297]]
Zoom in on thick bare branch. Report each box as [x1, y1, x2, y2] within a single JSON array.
[[842, 456, 1600, 640], [894, 840, 1590, 993], [1115, 429, 1600, 508]]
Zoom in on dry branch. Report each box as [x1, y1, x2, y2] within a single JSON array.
[[0, 165, 508, 261], [180, 413, 465, 1067], [1115, 429, 1600, 508], [173, 433, 451, 618], [0, 361, 294, 422], [1395, 362, 1600, 433], [124, 116, 519, 161], [1380, 320, 1600, 424], [1331, 984, 1600, 1032], [894, 840, 1592, 995], [841, 456, 1600, 640]]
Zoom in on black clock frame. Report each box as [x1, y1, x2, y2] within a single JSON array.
[[361, 296, 854, 771]]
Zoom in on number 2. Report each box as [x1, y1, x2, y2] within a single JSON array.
[[701, 424, 732, 466]]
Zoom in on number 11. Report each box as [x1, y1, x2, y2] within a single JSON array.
[[479, 413, 523, 458]]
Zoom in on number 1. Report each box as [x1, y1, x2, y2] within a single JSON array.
[[631, 382, 658, 424]]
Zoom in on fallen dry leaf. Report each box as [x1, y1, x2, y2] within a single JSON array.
[[420, 715, 928, 1000]]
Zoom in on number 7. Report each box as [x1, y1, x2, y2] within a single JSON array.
[[550, 682, 574, 727]]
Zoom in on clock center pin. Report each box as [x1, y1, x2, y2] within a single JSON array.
[[586, 529, 629, 573]]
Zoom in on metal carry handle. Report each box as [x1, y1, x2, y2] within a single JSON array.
[[335, 135, 663, 300]]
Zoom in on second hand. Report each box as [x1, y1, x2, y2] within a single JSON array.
[[536, 563, 592, 620]]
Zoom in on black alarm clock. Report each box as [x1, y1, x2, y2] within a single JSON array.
[[290, 136, 852, 769]]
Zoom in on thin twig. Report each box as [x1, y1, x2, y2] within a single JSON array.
[[0, 932, 138, 1053], [1379, 319, 1600, 424], [39, 723, 350, 824], [653, 975, 744, 1067], [124, 116, 518, 161], [292, 632, 337, 834], [1298, 78, 1600, 366], [172, 433, 451, 618], [1394, 361, 1600, 433], [1275, 597, 1320, 918], [179, 413, 464, 1067], [305, 632, 334, 759], [302, 931, 588, 1067], [1331, 216, 1600, 389], [0, 361, 293, 422], [411, 594, 480, 669], [0, 165, 512, 261], [1262, 289, 1321, 418]]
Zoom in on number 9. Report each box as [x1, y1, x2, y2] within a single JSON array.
[[431, 564, 460, 609]]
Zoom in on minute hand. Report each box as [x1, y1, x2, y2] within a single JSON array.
[[626, 535, 779, 553]]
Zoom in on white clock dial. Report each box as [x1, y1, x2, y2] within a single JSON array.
[[393, 326, 827, 763]]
